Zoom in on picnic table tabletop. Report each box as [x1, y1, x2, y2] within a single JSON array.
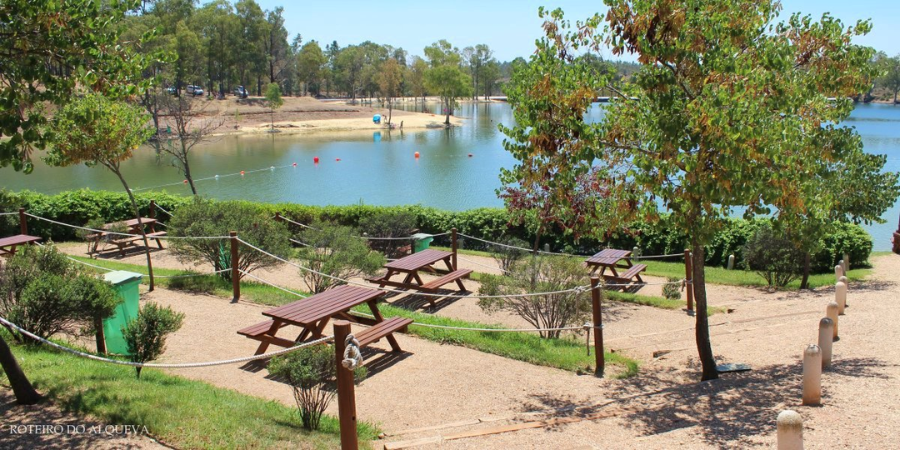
[[585, 248, 632, 266], [262, 285, 384, 327], [384, 249, 453, 272], [0, 234, 41, 248]]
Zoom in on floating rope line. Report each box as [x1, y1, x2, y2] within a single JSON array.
[[132, 163, 299, 193], [0, 316, 333, 368]]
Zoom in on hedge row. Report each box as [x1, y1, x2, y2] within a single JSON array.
[[0, 189, 872, 273]]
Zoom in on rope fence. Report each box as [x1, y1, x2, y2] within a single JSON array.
[[25, 213, 230, 240], [0, 316, 333, 368]]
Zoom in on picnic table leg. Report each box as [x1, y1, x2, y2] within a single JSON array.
[[379, 269, 397, 288], [411, 271, 425, 286], [367, 300, 402, 352], [443, 257, 455, 272], [254, 320, 284, 355]]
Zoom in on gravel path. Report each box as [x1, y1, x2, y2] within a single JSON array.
[[56, 243, 900, 448]]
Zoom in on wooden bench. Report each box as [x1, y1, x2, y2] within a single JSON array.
[[355, 317, 413, 350], [107, 231, 167, 256], [420, 269, 472, 292], [603, 263, 647, 286], [238, 320, 297, 353]]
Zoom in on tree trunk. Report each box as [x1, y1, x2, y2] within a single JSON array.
[[113, 168, 155, 291], [94, 316, 107, 355], [184, 157, 198, 196], [800, 252, 811, 290], [0, 334, 40, 405], [691, 241, 718, 381], [387, 99, 392, 125]]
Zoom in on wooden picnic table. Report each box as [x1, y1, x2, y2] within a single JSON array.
[[238, 285, 412, 356], [0, 234, 41, 258], [585, 248, 647, 286], [367, 249, 472, 299], [87, 218, 166, 256]]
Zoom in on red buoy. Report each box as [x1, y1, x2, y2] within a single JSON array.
[[313, 157, 319, 163], [240, 171, 245, 175], [292, 162, 297, 167], [414, 152, 420, 159], [183, 179, 188, 184], [468, 153, 473, 157], [335, 158, 341, 161]]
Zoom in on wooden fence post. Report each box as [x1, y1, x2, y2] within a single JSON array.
[[451, 228, 458, 270], [333, 320, 359, 450], [230, 231, 240, 302], [274, 212, 282, 223], [149, 200, 156, 220], [591, 276, 605, 377], [19, 208, 27, 235], [684, 249, 694, 312]]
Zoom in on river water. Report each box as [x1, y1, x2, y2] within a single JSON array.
[[2, 102, 898, 250]]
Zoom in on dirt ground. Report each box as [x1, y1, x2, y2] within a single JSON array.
[[41, 244, 900, 448], [157, 96, 464, 137]]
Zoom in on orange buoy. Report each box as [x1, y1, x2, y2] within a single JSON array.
[[183, 179, 188, 184], [240, 171, 245, 175], [414, 152, 420, 159], [313, 157, 319, 163]]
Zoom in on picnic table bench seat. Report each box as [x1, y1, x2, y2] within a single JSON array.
[[604, 263, 647, 284], [420, 269, 472, 292], [355, 317, 413, 348], [237, 320, 297, 348]]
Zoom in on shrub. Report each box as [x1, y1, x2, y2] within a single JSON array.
[[168, 197, 291, 282], [268, 345, 366, 431], [491, 235, 529, 273], [479, 256, 591, 338], [296, 222, 385, 293], [743, 224, 805, 288], [662, 277, 682, 301], [0, 245, 118, 343], [358, 210, 417, 259], [122, 303, 184, 378]]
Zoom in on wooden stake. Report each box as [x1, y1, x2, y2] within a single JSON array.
[[684, 249, 694, 312], [333, 320, 359, 450], [230, 231, 240, 302], [149, 200, 156, 220], [274, 212, 282, 223], [590, 276, 605, 376], [451, 228, 458, 271], [18, 208, 27, 235]]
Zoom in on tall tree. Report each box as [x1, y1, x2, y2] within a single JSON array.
[[157, 95, 225, 194], [297, 41, 327, 96], [424, 40, 471, 124], [264, 7, 290, 84], [378, 58, 403, 125], [878, 54, 900, 104], [408, 56, 429, 111], [265, 82, 283, 130]]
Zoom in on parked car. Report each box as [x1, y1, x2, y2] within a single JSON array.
[[166, 86, 176, 96], [234, 85, 248, 98], [186, 85, 204, 96]]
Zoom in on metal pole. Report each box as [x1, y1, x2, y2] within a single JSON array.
[[451, 228, 458, 270], [18, 208, 27, 235], [591, 276, 604, 377], [333, 320, 359, 450], [230, 231, 240, 302], [684, 249, 694, 312]]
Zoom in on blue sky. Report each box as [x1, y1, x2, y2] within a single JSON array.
[[255, 0, 900, 61]]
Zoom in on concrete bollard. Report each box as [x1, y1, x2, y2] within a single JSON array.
[[802, 344, 822, 406], [777, 410, 804, 450], [836, 281, 847, 315], [825, 302, 838, 340], [818, 318, 834, 368], [834, 264, 843, 281], [543, 243, 550, 253], [633, 246, 640, 260], [727, 254, 735, 270]]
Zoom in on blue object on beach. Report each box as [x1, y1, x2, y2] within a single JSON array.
[[373, 114, 381, 124]]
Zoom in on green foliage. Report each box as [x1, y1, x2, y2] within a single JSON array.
[[296, 222, 385, 293], [167, 197, 292, 281], [479, 256, 591, 338], [0, 245, 117, 342], [122, 303, 184, 378], [358, 210, 418, 259], [265, 82, 284, 109], [661, 277, 682, 301], [0, 0, 158, 173], [743, 224, 806, 288], [269, 345, 366, 431], [491, 236, 530, 273]]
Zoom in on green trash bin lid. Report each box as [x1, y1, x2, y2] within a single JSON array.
[[103, 270, 143, 286], [411, 233, 433, 241]]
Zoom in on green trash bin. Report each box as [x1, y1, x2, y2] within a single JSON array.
[[412, 233, 434, 253], [101, 271, 142, 355]]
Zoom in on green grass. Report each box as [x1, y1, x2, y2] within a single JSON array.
[[352, 304, 639, 378], [67, 255, 300, 306], [5, 335, 378, 449]]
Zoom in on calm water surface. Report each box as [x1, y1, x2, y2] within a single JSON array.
[[2, 102, 899, 250]]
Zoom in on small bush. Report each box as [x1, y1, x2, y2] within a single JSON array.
[[491, 235, 529, 273], [296, 222, 385, 293], [122, 303, 185, 378], [479, 256, 591, 338], [662, 277, 682, 301], [743, 224, 805, 288], [268, 345, 366, 431], [358, 210, 417, 259]]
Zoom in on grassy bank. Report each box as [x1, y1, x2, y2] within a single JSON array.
[[5, 335, 378, 449]]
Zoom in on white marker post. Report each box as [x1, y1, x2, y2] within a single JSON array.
[[836, 281, 847, 315], [777, 410, 804, 450], [827, 302, 839, 340], [834, 264, 843, 282], [802, 344, 822, 406], [818, 318, 834, 368]]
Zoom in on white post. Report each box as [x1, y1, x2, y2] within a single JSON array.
[[802, 344, 822, 406], [827, 301, 839, 340], [834, 264, 843, 281], [777, 410, 804, 450], [836, 281, 847, 316], [727, 254, 735, 270], [818, 318, 834, 368]]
